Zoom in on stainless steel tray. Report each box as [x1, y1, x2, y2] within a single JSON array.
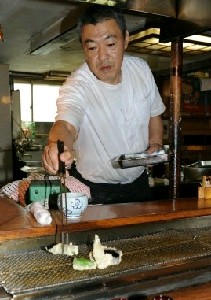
[[112, 150, 168, 169]]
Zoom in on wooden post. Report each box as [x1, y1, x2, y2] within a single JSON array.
[[169, 38, 183, 199]]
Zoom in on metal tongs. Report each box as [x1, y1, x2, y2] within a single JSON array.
[[57, 139, 68, 252], [111, 149, 168, 169]]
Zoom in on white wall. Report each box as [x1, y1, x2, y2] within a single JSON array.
[[0, 64, 13, 185]]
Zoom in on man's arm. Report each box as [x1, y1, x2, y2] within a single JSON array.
[[42, 120, 76, 174], [147, 115, 163, 153]]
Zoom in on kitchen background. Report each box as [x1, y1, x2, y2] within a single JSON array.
[[1, 0, 211, 189]]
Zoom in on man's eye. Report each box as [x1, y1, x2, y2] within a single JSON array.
[[88, 46, 97, 51], [107, 42, 115, 47]]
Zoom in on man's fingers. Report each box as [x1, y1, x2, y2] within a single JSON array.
[[42, 145, 58, 174], [42, 144, 73, 174]]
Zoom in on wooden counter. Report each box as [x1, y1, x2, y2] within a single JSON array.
[[1, 195, 211, 242], [168, 282, 211, 300]]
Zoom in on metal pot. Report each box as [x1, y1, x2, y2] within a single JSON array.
[[183, 161, 211, 182]]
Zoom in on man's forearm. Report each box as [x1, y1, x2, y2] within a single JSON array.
[[48, 120, 76, 151], [148, 115, 163, 147]]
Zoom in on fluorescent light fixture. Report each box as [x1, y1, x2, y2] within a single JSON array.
[[129, 28, 211, 55], [185, 34, 211, 44], [129, 28, 160, 42]]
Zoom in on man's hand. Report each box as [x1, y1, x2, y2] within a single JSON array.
[[146, 143, 162, 154], [148, 115, 163, 154], [42, 142, 73, 175]]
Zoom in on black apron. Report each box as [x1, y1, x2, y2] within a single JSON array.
[[70, 164, 151, 205]]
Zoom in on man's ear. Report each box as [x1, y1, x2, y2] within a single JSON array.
[[124, 30, 129, 49]]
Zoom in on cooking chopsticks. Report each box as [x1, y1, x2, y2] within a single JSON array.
[[57, 139, 68, 250]]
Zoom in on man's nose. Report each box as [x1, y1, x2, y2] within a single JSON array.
[[98, 46, 108, 60]]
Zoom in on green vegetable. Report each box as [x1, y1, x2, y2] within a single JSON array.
[[73, 257, 96, 270]]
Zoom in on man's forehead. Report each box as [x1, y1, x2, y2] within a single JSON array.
[[81, 20, 122, 42], [84, 34, 117, 44]]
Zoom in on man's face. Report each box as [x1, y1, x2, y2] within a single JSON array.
[[81, 19, 129, 85]]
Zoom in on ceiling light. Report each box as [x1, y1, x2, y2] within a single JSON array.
[[129, 28, 160, 42], [128, 28, 211, 55], [185, 34, 211, 44]]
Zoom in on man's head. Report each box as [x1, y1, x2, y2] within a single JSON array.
[[77, 5, 127, 43], [77, 5, 129, 84]]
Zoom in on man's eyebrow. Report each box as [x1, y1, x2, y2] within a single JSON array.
[[84, 39, 95, 44], [105, 34, 117, 40], [84, 34, 117, 44]]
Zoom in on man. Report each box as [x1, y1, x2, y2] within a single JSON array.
[[42, 5, 165, 204]]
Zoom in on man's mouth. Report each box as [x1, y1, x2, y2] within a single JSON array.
[[100, 65, 112, 72]]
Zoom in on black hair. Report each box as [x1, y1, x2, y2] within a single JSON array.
[[77, 5, 127, 43]]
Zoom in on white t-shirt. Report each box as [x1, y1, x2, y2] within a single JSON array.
[[56, 56, 165, 183]]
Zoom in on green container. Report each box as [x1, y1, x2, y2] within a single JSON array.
[[28, 179, 67, 209]]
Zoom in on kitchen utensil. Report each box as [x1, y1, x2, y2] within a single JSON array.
[[57, 139, 68, 250], [111, 149, 168, 169], [183, 161, 211, 182]]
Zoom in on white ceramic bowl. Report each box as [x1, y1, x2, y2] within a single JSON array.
[[57, 192, 88, 219]]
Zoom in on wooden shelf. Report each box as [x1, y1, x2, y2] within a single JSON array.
[[163, 115, 211, 120], [182, 145, 211, 151], [182, 130, 211, 135]]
